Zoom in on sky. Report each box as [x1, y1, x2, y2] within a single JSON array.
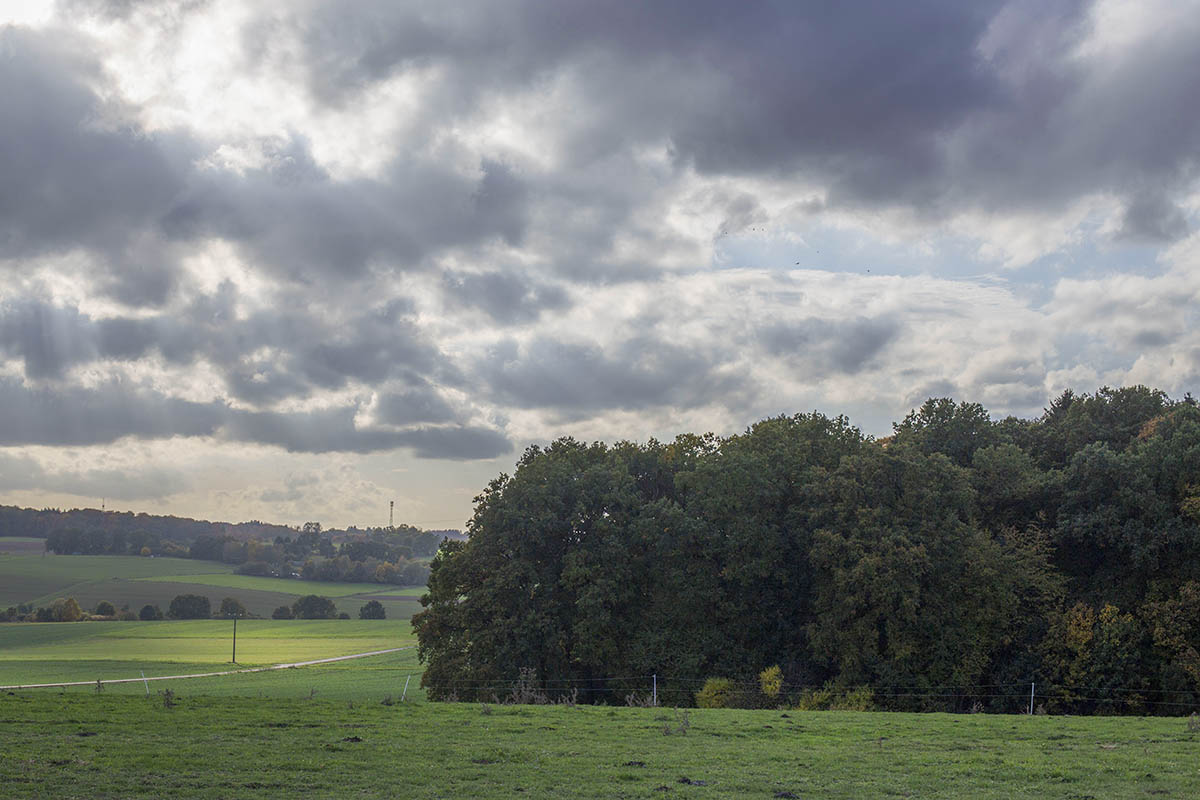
[[0, 0, 1198, 530]]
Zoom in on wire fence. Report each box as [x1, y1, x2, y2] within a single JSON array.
[[413, 672, 1200, 715]]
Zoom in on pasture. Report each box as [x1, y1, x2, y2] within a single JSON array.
[[2, 695, 1197, 799], [0, 547, 425, 619], [0, 619, 417, 692]]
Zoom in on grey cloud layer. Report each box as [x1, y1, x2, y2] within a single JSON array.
[[0, 376, 512, 458], [2, 1, 1198, 483], [281, 0, 1199, 232]]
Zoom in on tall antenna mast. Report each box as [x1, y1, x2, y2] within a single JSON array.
[[389, 500, 394, 529]]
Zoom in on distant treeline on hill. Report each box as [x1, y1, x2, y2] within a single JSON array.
[[4, 507, 459, 587], [0, 506, 295, 544], [415, 386, 1200, 714]]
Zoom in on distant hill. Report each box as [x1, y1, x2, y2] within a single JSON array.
[[0, 505, 462, 547]]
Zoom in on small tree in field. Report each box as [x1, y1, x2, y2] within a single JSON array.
[[139, 604, 163, 621], [219, 597, 247, 618], [359, 600, 386, 619], [271, 605, 295, 619], [52, 597, 84, 622], [168, 594, 211, 620], [94, 601, 116, 617], [291, 595, 337, 619]]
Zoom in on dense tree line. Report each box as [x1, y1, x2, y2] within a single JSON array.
[[414, 386, 1200, 713], [5, 506, 293, 548], [37, 520, 439, 588]]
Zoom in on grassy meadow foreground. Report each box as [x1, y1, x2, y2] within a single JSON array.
[[2, 694, 1197, 799], [0, 619, 420, 698]]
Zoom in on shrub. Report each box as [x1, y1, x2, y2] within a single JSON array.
[[139, 604, 163, 621], [292, 595, 337, 619], [359, 600, 386, 619], [94, 601, 116, 617], [794, 684, 875, 712], [695, 677, 737, 709], [271, 605, 295, 620], [51, 597, 83, 622], [168, 594, 211, 620], [338, 612, 351, 620], [759, 665, 783, 701], [218, 597, 247, 618]]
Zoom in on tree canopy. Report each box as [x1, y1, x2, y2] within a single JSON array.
[[414, 387, 1200, 712]]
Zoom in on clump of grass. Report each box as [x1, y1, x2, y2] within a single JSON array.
[[662, 709, 690, 736], [160, 688, 176, 708]]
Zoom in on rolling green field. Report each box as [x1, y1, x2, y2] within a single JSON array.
[[0, 549, 425, 619], [0, 619, 416, 688], [2, 695, 1197, 799]]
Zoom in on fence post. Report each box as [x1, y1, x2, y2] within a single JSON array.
[[402, 675, 411, 701], [653, 674, 657, 707], [1029, 682, 1035, 715], [141, 670, 149, 696]]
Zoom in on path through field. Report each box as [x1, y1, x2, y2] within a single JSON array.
[[0, 646, 413, 690]]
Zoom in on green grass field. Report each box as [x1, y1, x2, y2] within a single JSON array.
[[1, 695, 1197, 799], [0, 620, 417, 689], [0, 551, 425, 619]]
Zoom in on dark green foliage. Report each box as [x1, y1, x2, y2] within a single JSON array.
[[93, 601, 116, 617], [271, 605, 294, 620], [359, 600, 386, 619], [138, 604, 163, 621], [219, 597, 247, 618], [412, 387, 1200, 711], [292, 595, 337, 619], [167, 594, 211, 620]]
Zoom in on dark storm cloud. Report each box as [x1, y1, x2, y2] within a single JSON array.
[[374, 384, 459, 426], [0, 26, 191, 305], [1116, 193, 1191, 243], [0, 376, 509, 457], [223, 406, 511, 458], [0, 377, 225, 446], [1, 26, 532, 308], [761, 317, 901, 375], [0, 294, 456, 409], [165, 151, 532, 285], [284, 0, 1200, 224], [478, 336, 751, 414]]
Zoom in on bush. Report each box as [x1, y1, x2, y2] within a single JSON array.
[[359, 600, 386, 619], [793, 685, 875, 712], [292, 595, 337, 619], [271, 605, 295, 620], [94, 601, 116, 617], [139, 604, 163, 621], [338, 612, 351, 620], [759, 665, 783, 701], [168, 594, 211, 620], [218, 597, 247, 618], [695, 677, 737, 708], [51, 597, 83, 622]]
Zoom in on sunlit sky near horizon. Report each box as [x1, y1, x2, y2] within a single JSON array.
[[1, 0, 1198, 530]]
